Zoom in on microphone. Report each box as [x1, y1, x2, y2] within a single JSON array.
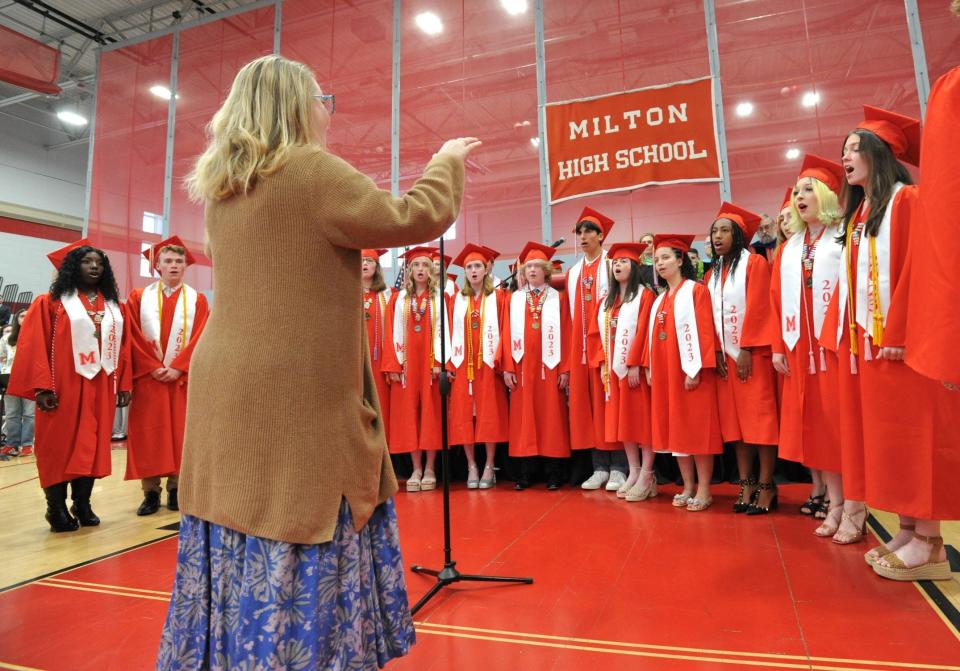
[[504, 237, 566, 290], [551, 237, 565, 248]]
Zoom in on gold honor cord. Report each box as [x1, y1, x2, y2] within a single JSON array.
[[868, 235, 884, 348]]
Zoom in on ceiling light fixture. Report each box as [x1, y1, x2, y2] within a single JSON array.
[[530, 137, 540, 148], [785, 147, 800, 160], [801, 91, 820, 108], [501, 0, 528, 15], [149, 84, 179, 100], [56, 110, 88, 126], [415, 11, 443, 35], [735, 101, 753, 117]]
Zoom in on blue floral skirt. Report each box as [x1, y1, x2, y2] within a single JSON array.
[[157, 498, 415, 670]]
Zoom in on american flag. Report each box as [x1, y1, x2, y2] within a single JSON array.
[[393, 248, 407, 290]]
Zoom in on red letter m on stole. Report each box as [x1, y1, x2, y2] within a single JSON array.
[[785, 316, 796, 332], [512, 338, 522, 352], [79, 351, 97, 365]]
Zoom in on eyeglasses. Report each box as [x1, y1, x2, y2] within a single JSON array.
[[313, 93, 335, 115]]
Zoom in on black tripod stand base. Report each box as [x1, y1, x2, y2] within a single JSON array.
[[409, 561, 533, 615]]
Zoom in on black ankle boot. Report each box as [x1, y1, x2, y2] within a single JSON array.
[[70, 477, 101, 526], [167, 488, 178, 511], [138, 490, 161, 516], [44, 482, 80, 532]]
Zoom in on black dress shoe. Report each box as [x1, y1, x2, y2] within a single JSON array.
[[167, 488, 178, 511], [137, 490, 161, 516], [514, 480, 529, 491], [547, 480, 561, 491]]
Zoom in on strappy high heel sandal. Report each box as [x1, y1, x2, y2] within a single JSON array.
[[814, 505, 843, 537], [800, 493, 826, 516], [732, 477, 758, 514], [814, 498, 830, 520], [832, 505, 868, 545], [865, 523, 915, 566], [746, 481, 778, 516], [872, 534, 953, 581]]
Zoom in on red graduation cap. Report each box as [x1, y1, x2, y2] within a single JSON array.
[[574, 206, 615, 238], [857, 105, 921, 166], [47, 238, 94, 270], [714, 202, 762, 241], [401, 246, 437, 263], [551, 259, 564, 271], [361, 248, 389, 261], [480, 244, 501, 261], [447, 272, 459, 283], [430, 249, 452, 268], [798, 154, 845, 195], [780, 187, 794, 212], [452, 243, 496, 268], [607, 242, 645, 264], [518, 241, 556, 264], [142, 235, 198, 268], [653, 234, 696, 254]]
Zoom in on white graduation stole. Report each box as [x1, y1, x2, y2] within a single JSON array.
[[61, 291, 123, 380], [597, 292, 642, 379], [710, 250, 750, 360], [780, 228, 841, 350], [391, 289, 450, 370], [510, 286, 562, 369], [140, 281, 198, 367], [450, 291, 499, 370], [855, 183, 902, 347], [647, 280, 702, 378], [566, 250, 609, 318]]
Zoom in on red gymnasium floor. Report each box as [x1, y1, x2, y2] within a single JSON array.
[[1, 484, 958, 671]]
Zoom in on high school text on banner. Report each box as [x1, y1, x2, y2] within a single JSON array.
[[544, 77, 721, 204]]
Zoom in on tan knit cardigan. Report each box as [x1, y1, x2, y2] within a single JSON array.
[[178, 145, 464, 544]]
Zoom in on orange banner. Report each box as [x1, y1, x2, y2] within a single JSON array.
[[544, 77, 721, 204]]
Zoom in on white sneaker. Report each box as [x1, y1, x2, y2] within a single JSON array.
[[606, 471, 626, 491], [581, 470, 609, 490]]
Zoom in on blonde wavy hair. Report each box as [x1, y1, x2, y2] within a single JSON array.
[[403, 257, 439, 296], [461, 274, 495, 297], [788, 177, 841, 233], [186, 55, 320, 202]]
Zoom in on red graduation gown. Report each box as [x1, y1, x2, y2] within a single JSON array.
[[820, 223, 867, 501], [906, 66, 960, 383], [769, 234, 840, 471], [382, 290, 445, 453], [124, 285, 209, 480], [363, 288, 391, 441], [705, 254, 779, 446], [501, 289, 571, 458], [446, 291, 509, 445], [587, 289, 655, 446], [567, 256, 619, 450], [8, 293, 132, 488], [642, 281, 722, 456], [847, 187, 960, 519]]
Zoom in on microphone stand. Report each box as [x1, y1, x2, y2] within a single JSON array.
[[409, 234, 533, 615]]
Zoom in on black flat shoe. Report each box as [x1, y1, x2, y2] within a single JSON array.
[[167, 488, 178, 511], [137, 491, 161, 516], [514, 480, 529, 491], [547, 480, 561, 491]]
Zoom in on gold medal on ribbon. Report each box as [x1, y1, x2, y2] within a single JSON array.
[[532, 321, 541, 330], [658, 331, 667, 341]]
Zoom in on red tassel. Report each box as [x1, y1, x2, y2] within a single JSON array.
[[468, 380, 473, 396], [864, 341, 873, 361], [819, 347, 827, 372], [808, 351, 816, 375], [850, 351, 858, 374], [581, 351, 587, 365], [541, 365, 546, 380]]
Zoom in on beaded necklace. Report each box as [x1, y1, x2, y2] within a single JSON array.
[[602, 294, 622, 398], [402, 288, 435, 377], [802, 225, 827, 288], [526, 287, 545, 329], [843, 201, 867, 368], [579, 254, 602, 363], [363, 289, 385, 361]]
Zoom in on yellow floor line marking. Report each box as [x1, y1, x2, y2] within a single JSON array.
[[0, 662, 46, 671], [43, 577, 172, 596], [414, 621, 960, 670], [34, 580, 170, 602], [415, 626, 891, 671]]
